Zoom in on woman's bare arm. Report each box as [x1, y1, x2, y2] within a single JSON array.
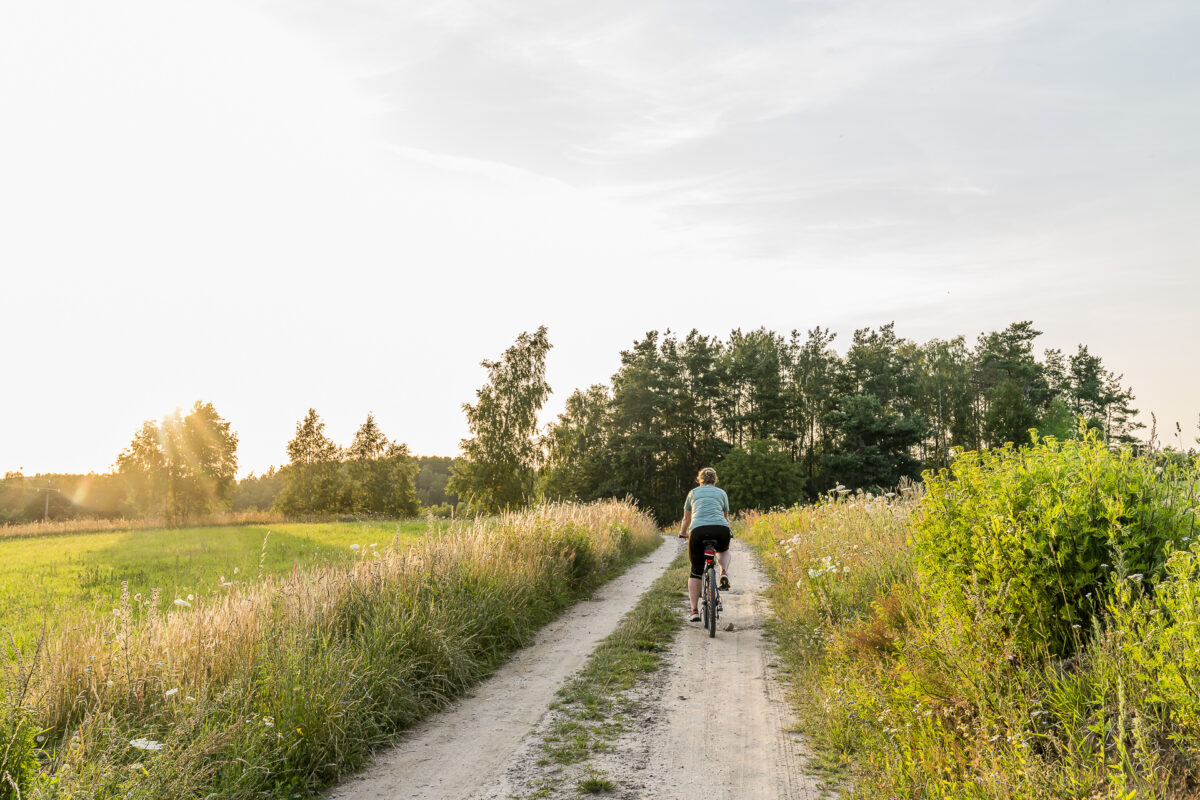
[[679, 509, 692, 537]]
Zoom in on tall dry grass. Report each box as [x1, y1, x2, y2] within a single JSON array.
[[0, 500, 661, 799], [0, 510, 297, 540], [743, 485, 918, 641]]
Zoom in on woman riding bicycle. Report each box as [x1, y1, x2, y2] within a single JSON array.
[[678, 467, 732, 623]]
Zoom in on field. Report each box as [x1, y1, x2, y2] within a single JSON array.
[[0, 520, 437, 646]]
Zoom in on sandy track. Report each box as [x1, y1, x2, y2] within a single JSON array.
[[486, 538, 824, 800], [327, 536, 678, 800], [612, 537, 822, 799]]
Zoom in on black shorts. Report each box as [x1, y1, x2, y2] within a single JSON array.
[[688, 525, 731, 579]]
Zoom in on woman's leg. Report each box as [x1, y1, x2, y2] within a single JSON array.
[[687, 531, 706, 614], [718, 549, 731, 577]]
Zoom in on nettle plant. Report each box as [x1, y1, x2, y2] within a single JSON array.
[[915, 431, 1199, 656]]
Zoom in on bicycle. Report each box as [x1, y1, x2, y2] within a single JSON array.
[[700, 539, 720, 638]]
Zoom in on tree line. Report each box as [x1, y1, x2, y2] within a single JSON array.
[[1, 320, 1149, 525], [1, 405, 458, 524], [449, 322, 1143, 521]]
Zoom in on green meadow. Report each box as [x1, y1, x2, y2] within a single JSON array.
[[0, 520, 436, 646]]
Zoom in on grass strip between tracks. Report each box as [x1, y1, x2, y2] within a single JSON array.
[[518, 549, 691, 798]]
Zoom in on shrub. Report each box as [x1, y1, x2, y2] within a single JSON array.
[[1112, 546, 1200, 752], [718, 440, 804, 511], [915, 432, 1199, 656]]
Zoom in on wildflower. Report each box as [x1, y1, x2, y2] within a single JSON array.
[[186, 696, 195, 702], [369, 543, 378, 548], [1072, 624, 1081, 629], [173, 598, 191, 608], [106, 680, 114, 687], [1129, 574, 1144, 582], [187, 594, 194, 601], [164, 688, 179, 698], [263, 716, 275, 727], [129, 737, 164, 751], [350, 544, 361, 551]]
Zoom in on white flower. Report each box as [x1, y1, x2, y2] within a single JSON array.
[[164, 688, 179, 698], [173, 599, 191, 608], [263, 716, 275, 727], [1129, 574, 1144, 582], [369, 543, 378, 548], [186, 594, 194, 601], [130, 737, 164, 751], [350, 544, 361, 551]]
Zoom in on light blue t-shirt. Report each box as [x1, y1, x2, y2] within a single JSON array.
[[685, 485, 730, 530]]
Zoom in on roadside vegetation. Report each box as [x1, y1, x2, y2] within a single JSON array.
[[744, 433, 1200, 798], [0, 500, 659, 799]]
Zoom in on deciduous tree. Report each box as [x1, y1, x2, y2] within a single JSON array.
[[449, 327, 552, 512]]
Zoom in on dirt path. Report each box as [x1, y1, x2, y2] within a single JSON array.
[[489, 537, 824, 800], [328, 536, 822, 800], [327, 536, 678, 800], [588, 537, 823, 799]]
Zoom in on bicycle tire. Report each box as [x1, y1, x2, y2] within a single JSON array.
[[700, 566, 710, 642]]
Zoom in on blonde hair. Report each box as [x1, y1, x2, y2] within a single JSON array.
[[697, 467, 718, 485]]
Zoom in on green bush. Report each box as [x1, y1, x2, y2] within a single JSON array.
[[718, 439, 803, 511], [1113, 546, 1200, 751], [915, 432, 1198, 655]]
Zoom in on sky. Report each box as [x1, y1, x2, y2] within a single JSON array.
[[1, 0, 1198, 477]]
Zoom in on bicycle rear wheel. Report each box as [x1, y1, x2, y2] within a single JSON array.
[[704, 566, 717, 638]]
